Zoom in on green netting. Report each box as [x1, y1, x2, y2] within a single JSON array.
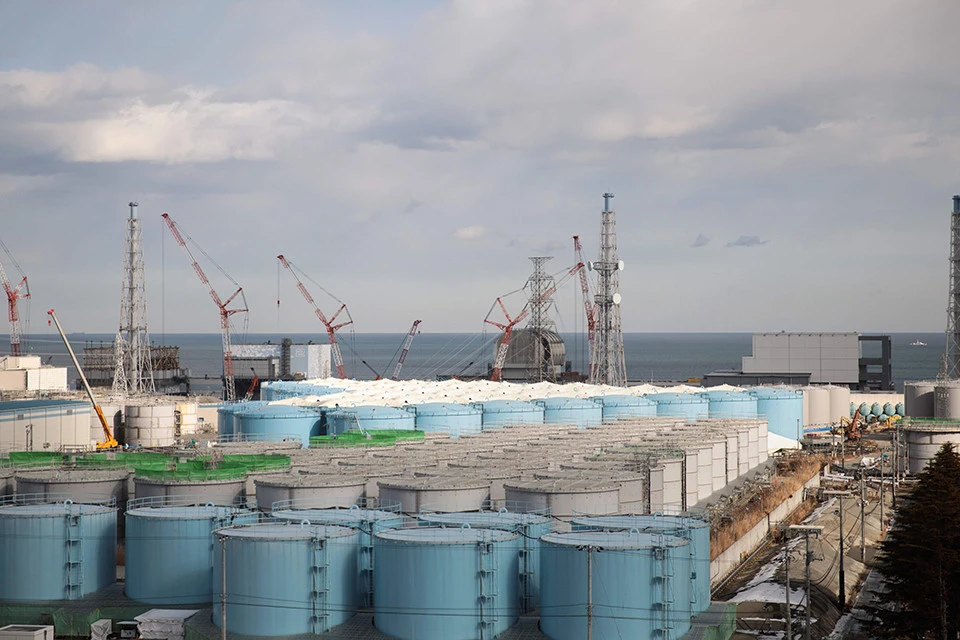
[[221, 454, 291, 471], [135, 460, 248, 481], [0, 451, 67, 468], [74, 452, 172, 470]]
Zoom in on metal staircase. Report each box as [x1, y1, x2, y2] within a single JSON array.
[[65, 507, 84, 599], [311, 537, 330, 634], [518, 529, 534, 613], [654, 535, 676, 639], [477, 538, 499, 640]]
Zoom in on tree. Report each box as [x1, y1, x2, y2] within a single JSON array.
[[870, 443, 960, 639]]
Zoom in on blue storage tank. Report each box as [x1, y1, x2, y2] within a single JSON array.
[[405, 402, 482, 438], [416, 509, 552, 612], [895, 402, 905, 416], [858, 402, 871, 416], [540, 530, 692, 640], [590, 395, 657, 422], [235, 404, 322, 447], [470, 400, 545, 428], [871, 402, 883, 417], [0, 499, 117, 600], [327, 405, 416, 435], [216, 403, 244, 438], [570, 514, 711, 615], [701, 391, 758, 419], [213, 522, 359, 636], [534, 397, 603, 427], [374, 526, 520, 640], [125, 499, 256, 605], [262, 382, 344, 401], [271, 505, 404, 608], [647, 393, 709, 421], [749, 388, 804, 440]]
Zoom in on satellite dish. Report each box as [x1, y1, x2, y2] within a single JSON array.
[[587, 262, 593, 271], [613, 293, 622, 305], [617, 260, 625, 271]]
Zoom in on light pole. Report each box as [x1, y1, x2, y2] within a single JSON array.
[[824, 490, 852, 609], [789, 525, 823, 640]]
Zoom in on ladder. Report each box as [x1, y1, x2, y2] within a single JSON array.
[[65, 507, 84, 599], [311, 538, 330, 634], [517, 526, 533, 613], [477, 538, 499, 640], [654, 536, 675, 639], [359, 526, 375, 608]]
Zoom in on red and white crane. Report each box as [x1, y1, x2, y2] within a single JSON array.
[[484, 261, 584, 382], [277, 255, 352, 379], [161, 214, 248, 401], [391, 319, 422, 380], [0, 238, 30, 357], [573, 234, 597, 355]]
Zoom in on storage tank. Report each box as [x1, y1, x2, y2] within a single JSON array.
[[216, 403, 239, 438], [871, 402, 883, 417], [935, 382, 960, 420], [254, 474, 367, 511], [417, 509, 552, 613], [749, 388, 804, 441], [133, 468, 245, 506], [405, 403, 482, 438], [125, 497, 256, 604], [471, 400, 545, 428], [14, 469, 129, 508], [590, 395, 658, 422], [647, 393, 709, 421], [124, 403, 177, 447], [271, 504, 404, 608], [904, 381, 936, 417], [700, 391, 757, 419], [235, 404, 321, 447], [904, 423, 960, 474], [213, 523, 359, 636], [0, 469, 14, 497], [327, 406, 416, 435], [533, 397, 602, 427], [378, 476, 491, 513], [801, 387, 830, 428], [503, 478, 620, 517], [540, 530, 692, 640], [0, 497, 116, 600], [374, 526, 520, 640], [826, 385, 852, 424], [570, 514, 711, 614]]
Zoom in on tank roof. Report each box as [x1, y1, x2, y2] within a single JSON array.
[[542, 530, 689, 549], [127, 505, 246, 519], [215, 522, 357, 540], [0, 399, 90, 412], [571, 514, 709, 531], [254, 474, 367, 488], [376, 526, 518, 544], [504, 478, 621, 493], [0, 502, 114, 516], [273, 507, 403, 524], [378, 476, 491, 491], [418, 510, 550, 527], [14, 469, 130, 481]]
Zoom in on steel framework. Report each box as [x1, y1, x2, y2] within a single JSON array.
[[113, 202, 155, 394], [947, 195, 960, 379], [590, 193, 627, 386], [0, 238, 29, 356]]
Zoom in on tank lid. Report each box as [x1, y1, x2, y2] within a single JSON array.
[[14, 469, 130, 481], [503, 478, 621, 493], [418, 510, 550, 527], [0, 502, 114, 516], [215, 522, 357, 540], [571, 514, 709, 530], [272, 508, 404, 524], [542, 530, 689, 549], [375, 526, 518, 544], [254, 474, 367, 489], [378, 476, 491, 491], [127, 505, 247, 519]]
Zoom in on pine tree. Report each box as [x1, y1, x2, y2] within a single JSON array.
[[870, 443, 960, 639]]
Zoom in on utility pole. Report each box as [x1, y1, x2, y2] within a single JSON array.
[[784, 539, 791, 639], [824, 490, 851, 609], [892, 423, 899, 508], [220, 535, 227, 640], [860, 473, 866, 562], [586, 545, 594, 640], [880, 456, 885, 531], [789, 525, 823, 640]]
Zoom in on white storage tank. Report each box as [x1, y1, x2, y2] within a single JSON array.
[[254, 474, 367, 512], [825, 385, 852, 424], [802, 386, 830, 429], [935, 382, 960, 420], [378, 476, 491, 513], [503, 478, 620, 517], [904, 381, 936, 418], [124, 403, 177, 447]]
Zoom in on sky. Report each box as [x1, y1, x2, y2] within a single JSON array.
[[0, 0, 958, 337]]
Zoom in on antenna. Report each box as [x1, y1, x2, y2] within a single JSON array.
[[113, 201, 155, 394], [946, 194, 960, 379], [590, 193, 627, 386]]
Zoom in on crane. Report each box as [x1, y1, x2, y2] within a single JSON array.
[[47, 309, 118, 449], [277, 255, 352, 379], [573, 234, 597, 357], [244, 367, 259, 402], [162, 213, 248, 401], [484, 261, 584, 382], [0, 238, 30, 356], [391, 319, 422, 380]]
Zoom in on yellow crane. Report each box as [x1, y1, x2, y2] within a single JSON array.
[[47, 309, 118, 449]]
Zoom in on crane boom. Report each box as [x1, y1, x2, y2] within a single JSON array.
[[391, 320, 422, 380], [277, 255, 352, 379], [0, 239, 30, 357], [484, 262, 584, 382], [573, 235, 596, 344], [47, 309, 117, 449], [162, 213, 247, 401]]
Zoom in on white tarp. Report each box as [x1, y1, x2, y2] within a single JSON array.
[[134, 610, 198, 640]]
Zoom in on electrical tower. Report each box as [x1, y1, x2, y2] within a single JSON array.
[[525, 257, 558, 381], [946, 194, 960, 379], [113, 202, 155, 394], [590, 193, 627, 386]]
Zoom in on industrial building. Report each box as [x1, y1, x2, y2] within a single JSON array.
[[232, 340, 332, 399], [703, 332, 892, 390], [0, 356, 68, 395]]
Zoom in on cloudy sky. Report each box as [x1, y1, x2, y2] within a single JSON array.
[[0, 0, 957, 337]]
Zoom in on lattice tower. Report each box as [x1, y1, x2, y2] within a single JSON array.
[[947, 195, 960, 379], [113, 202, 155, 394], [526, 256, 556, 332], [590, 193, 627, 386]]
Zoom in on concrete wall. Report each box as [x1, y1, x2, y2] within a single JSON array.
[[711, 470, 822, 586]]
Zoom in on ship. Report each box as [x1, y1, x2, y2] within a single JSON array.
[[910, 339, 927, 346]]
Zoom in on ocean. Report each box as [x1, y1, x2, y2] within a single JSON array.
[[21, 331, 947, 395]]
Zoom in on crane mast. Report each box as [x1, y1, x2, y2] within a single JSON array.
[[392, 320, 422, 380], [573, 235, 597, 349], [484, 261, 584, 382], [161, 214, 247, 401], [276, 255, 352, 379], [0, 239, 29, 356]]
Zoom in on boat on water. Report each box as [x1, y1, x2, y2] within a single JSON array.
[[910, 339, 927, 346]]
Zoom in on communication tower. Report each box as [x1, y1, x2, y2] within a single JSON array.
[[590, 193, 627, 386], [946, 195, 960, 378], [527, 257, 557, 334], [113, 202, 155, 394]]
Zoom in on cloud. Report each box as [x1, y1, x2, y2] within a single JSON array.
[[454, 225, 487, 240], [726, 235, 768, 248], [691, 233, 710, 248]]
